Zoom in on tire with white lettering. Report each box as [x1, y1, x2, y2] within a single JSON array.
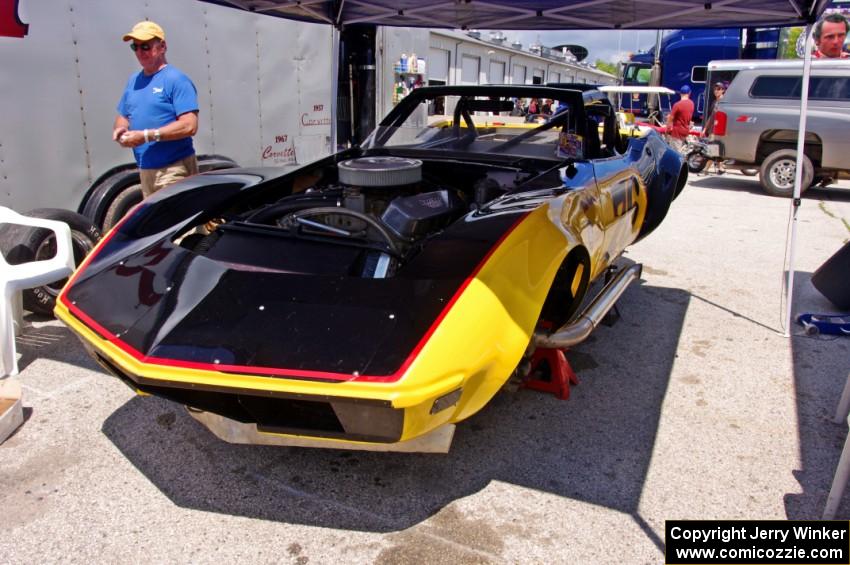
[[759, 149, 813, 198], [0, 209, 100, 316], [102, 183, 143, 232]]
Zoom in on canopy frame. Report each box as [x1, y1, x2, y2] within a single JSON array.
[[203, 0, 829, 30]]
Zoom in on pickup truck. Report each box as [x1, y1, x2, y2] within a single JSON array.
[[707, 59, 850, 197]]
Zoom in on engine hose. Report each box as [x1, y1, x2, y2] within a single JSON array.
[[288, 206, 400, 255], [244, 193, 342, 224]]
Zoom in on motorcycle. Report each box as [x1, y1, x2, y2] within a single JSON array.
[[684, 137, 758, 176]]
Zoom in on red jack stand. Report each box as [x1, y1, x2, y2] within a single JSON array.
[[524, 347, 579, 400]]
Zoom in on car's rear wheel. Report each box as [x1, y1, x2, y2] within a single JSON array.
[[759, 149, 813, 197]]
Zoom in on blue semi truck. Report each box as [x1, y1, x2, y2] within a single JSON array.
[[621, 28, 780, 122]]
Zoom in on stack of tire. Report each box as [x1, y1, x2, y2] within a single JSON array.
[[0, 155, 237, 317], [0, 209, 101, 315]]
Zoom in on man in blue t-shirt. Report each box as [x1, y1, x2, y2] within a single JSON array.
[[113, 21, 199, 198]]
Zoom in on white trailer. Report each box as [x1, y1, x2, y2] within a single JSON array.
[[0, 0, 334, 313]]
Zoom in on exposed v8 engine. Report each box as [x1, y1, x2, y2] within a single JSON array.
[[183, 156, 468, 278]]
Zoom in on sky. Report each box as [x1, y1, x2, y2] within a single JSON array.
[[486, 29, 661, 64]]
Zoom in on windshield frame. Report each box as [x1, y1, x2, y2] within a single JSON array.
[[362, 85, 590, 162]]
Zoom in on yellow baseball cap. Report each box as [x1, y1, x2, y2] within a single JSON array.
[[122, 21, 165, 42]]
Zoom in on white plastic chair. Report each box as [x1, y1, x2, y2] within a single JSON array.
[[0, 206, 75, 376], [824, 374, 850, 519]]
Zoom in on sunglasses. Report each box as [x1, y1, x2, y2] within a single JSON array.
[[130, 42, 156, 52]]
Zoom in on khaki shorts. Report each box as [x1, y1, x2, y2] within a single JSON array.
[[139, 155, 199, 198]]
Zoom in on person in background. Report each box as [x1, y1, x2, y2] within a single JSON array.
[[542, 99, 553, 114], [703, 81, 727, 173], [813, 12, 849, 59], [702, 82, 729, 175], [528, 97, 540, 115], [510, 97, 524, 117], [703, 81, 726, 137], [666, 84, 694, 154], [113, 21, 200, 198], [554, 99, 569, 115]]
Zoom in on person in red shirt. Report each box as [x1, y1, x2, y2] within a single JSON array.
[[813, 13, 849, 59], [666, 85, 694, 153]]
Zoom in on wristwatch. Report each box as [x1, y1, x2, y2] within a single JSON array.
[[153, 129, 162, 142]]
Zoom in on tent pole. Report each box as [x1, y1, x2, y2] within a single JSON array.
[[783, 25, 814, 337], [330, 26, 340, 151], [648, 30, 663, 114]]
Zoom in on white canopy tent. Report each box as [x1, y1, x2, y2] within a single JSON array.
[[204, 0, 828, 30], [203, 0, 834, 334]]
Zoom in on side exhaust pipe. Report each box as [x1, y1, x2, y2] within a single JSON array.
[[533, 263, 642, 349]]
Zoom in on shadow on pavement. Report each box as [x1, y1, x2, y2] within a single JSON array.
[[14, 315, 103, 375], [98, 274, 689, 539], [784, 271, 850, 519], [687, 174, 850, 203]]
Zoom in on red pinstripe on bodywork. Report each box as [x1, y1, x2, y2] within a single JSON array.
[[59, 210, 530, 383]]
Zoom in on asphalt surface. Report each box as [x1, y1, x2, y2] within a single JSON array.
[[3, 173, 850, 564]]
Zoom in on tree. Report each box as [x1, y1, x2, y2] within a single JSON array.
[[780, 27, 804, 59], [594, 59, 618, 75]]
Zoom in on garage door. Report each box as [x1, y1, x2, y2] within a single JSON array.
[[428, 48, 450, 82], [461, 55, 480, 84], [512, 64, 526, 85], [488, 60, 505, 84]]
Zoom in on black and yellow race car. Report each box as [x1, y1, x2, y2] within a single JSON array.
[[56, 85, 686, 452]]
